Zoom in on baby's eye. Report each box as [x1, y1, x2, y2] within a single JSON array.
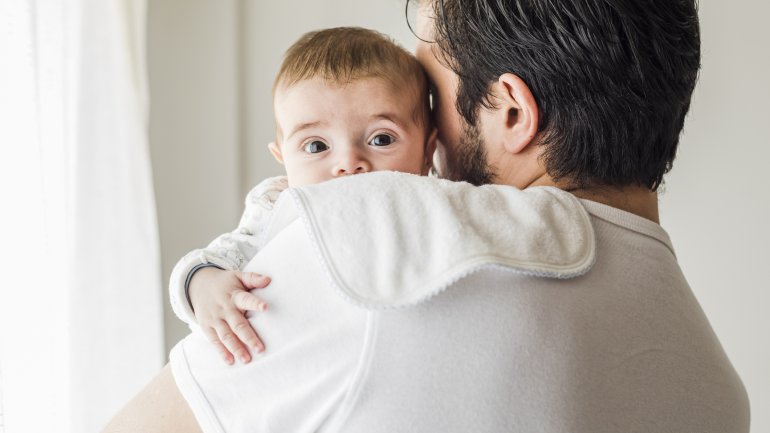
[[368, 134, 395, 147], [303, 140, 329, 154]]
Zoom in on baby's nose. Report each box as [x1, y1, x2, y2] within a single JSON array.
[[333, 151, 371, 176]]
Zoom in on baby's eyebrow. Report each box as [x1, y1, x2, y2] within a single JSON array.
[[286, 120, 325, 141], [371, 113, 404, 125]]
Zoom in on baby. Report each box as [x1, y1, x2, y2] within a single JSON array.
[[169, 27, 436, 364]]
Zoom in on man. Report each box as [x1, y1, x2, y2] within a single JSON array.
[[104, 1, 749, 432]]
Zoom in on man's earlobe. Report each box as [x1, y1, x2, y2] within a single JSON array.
[[497, 73, 539, 155], [268, 141, 285, 165]]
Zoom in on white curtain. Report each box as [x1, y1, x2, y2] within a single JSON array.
[[0, 1, 164, 432]]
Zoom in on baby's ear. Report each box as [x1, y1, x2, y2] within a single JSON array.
[[268, 141, 284, 165], [423, 128, 438, 174]]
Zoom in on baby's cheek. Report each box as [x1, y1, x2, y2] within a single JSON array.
[[284, 161, 323, 187], [385, 153, 426, 175]]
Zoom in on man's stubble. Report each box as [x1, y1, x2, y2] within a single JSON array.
[[443, 121, 495, 186]]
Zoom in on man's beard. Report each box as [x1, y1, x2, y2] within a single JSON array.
[[442, 121, 495, 186]]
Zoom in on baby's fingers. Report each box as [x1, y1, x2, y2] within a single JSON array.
[[228, 313, 265, 354], [232, 290, 268, 312], [213, 320, 252, 364], [203, 326, 235, 365]]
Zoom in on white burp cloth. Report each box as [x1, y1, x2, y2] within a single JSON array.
[[263, 171, 596, 309]]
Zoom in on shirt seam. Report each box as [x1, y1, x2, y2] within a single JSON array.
[[579, 199, 677, 257], [322, 312, 379, 432]]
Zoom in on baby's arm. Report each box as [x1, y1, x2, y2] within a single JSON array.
[[169, 176, 289, 363]]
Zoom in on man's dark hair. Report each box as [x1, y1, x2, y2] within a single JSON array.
[[418, 0, 700, 190]]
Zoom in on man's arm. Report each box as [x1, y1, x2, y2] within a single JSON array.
[[101, 364, 203, 433]]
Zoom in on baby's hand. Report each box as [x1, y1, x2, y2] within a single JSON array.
[[188, 267, 271, 365]]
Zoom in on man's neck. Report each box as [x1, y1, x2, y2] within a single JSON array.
[[525, 175, 660, 224]]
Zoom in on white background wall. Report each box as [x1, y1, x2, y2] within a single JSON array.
[[147, 1, 769, 431]]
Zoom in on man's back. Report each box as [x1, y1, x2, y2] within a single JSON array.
[[335, 199, 749, 432]]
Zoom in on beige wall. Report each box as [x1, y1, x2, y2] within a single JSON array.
[[147, 0, 242, 351], [148, 1, 769, 431], [658, 1, 770, 431]]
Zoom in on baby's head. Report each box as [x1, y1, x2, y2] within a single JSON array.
[[269, 27, 436, 187]]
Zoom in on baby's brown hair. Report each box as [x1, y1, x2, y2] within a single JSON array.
[[273, 27, 431, 129]]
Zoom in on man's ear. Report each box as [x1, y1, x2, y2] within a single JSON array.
[[268, 141, 284, 165], [423, 127, 438, 175], [491, 73, 539, 154]]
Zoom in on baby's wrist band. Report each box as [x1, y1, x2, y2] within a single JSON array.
[[184, 263, 224, 312]]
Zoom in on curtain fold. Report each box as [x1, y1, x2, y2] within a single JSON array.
[[0, 1, 164, 432]]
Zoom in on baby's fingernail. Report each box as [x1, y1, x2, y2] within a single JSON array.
[[259, 302, 267, 311]]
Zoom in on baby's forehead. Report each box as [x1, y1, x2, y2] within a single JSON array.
[[275, 76, 429, 129], [277, 74, 423, 99]]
